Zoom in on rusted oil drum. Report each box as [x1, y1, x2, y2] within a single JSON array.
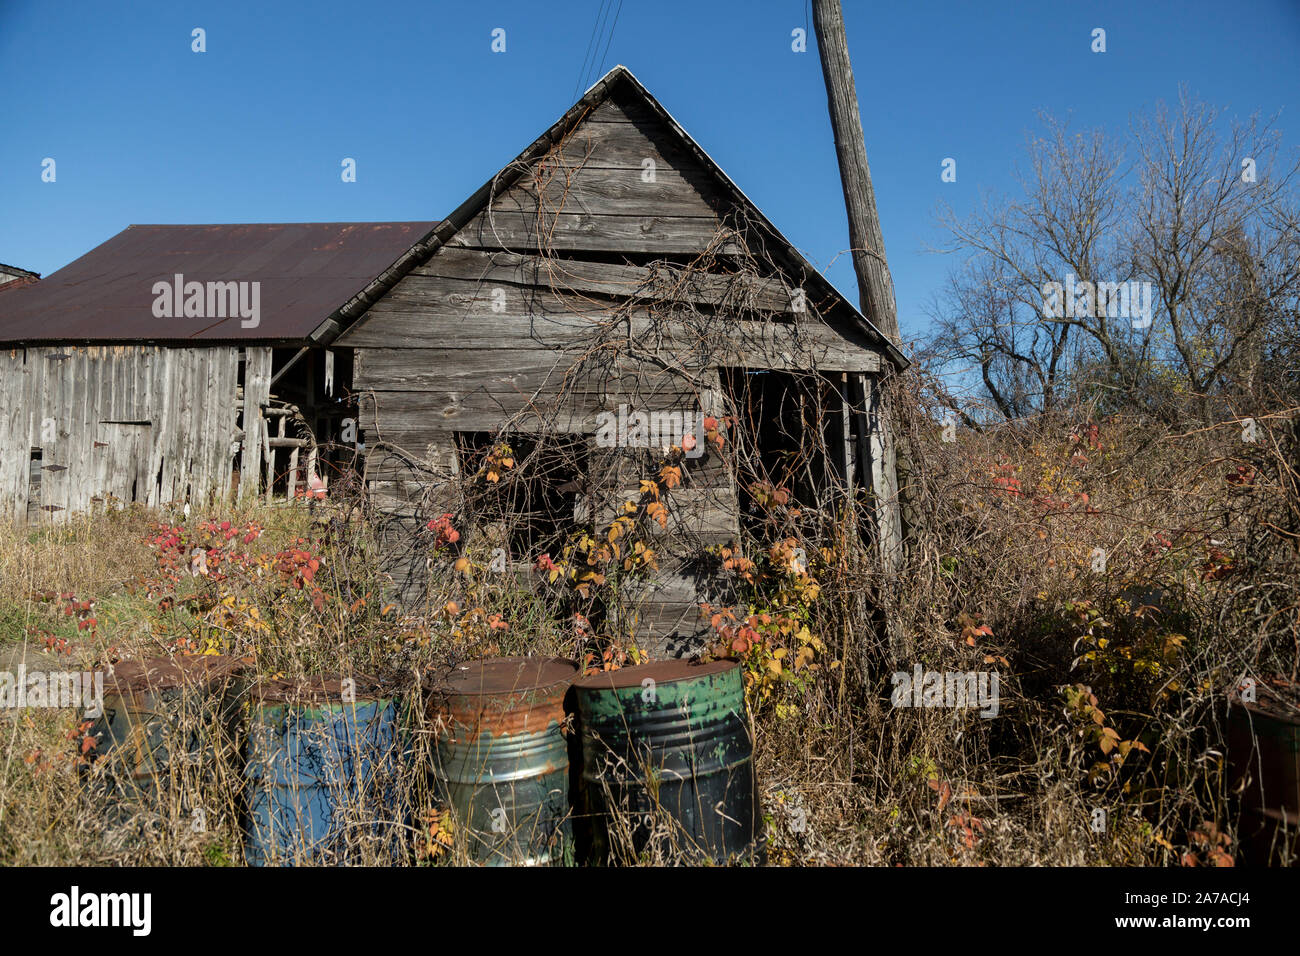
[[243, 676, 402, 866], [1228, 677, 1300, 865], [427, 656, 578, 865], [84, 655, 249, 804], [574, 658, 762, 865]]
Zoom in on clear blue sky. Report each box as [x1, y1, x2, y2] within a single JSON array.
[[2, 0, 1297, 345]]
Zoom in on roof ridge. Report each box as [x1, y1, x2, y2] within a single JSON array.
[[321, 65, 905, 368]]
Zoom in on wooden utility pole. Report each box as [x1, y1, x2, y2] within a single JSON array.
[[812, 0, 900, 346], [813, 0, 910, 663]]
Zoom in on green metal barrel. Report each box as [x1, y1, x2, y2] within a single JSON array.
[[427, 657, 578, 865], [84, 655, 248, 806], [574, 658, 762, 865]]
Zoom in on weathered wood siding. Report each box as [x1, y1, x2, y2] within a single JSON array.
[[0, 345, 271, 521], [339, 87, 887, 656]]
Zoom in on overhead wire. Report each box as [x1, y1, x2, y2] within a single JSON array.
[[591, 0, 624, 86], [573, 0, 613, 100]]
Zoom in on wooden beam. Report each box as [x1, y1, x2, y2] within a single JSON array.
[[840, 372, 855, 494], [860, 372, 907, 661]]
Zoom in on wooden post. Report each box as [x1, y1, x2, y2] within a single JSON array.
[[814, 0, 911, 661], [267, 412, 285, 505], [287, 445, 299, 499], [860, 374, 903, 574], [840, 371, 855, 494], [811, 0, 900, 345]]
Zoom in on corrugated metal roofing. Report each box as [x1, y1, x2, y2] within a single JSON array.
[[0, 222, 437, 344]]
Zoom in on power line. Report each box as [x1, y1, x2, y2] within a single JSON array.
[[592, 0, 624, 86], [573, 0, 610, 100], [573, 0, 613, 100]]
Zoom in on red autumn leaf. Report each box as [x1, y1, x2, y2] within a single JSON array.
[[936, 781, 952, 812]]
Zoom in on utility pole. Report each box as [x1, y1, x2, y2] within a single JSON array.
[[812, 0, 911, 664], [812, 0, 900, 346]]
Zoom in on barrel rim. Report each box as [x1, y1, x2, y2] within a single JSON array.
[[101, 653, 251, 693], [427, 656, 579, 697], [573, 658, 738, 691], [251, 673, 387, 705], [1228, 674, 1300, 723]]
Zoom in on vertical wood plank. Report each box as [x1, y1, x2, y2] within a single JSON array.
[[156, 349, 178, 507], [860, 373, 902, 570], [840, 371, 855, 494], [240, 348, 272, 501], [22, 347, 45, 519], [42, 348, 74, 522], [0, 350, 25, 520]]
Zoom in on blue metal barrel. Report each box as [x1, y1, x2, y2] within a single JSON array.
[[243, 676, 402, 866]]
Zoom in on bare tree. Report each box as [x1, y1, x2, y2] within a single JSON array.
[[929, 88, 1300, 422], [1130, 92, 1300, 418]]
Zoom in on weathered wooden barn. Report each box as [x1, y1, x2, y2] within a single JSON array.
[[0, 222, 433, 520], [0, 66, 904, 655]]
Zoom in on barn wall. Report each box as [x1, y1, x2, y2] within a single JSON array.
[[0, 345, 271, 522], [337, 87, 888, 656]]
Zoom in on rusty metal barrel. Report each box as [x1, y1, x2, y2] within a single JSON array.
[[242, 676, 402, 866], [574, 658, 761, 864], [427, 656, 578, 865], [84, 655, 248, 805], [1228, 677, 1300, 864]]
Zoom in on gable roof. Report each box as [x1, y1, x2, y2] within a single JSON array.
[[0, 67, 904, 368], [0, 222, 437, 344], [325, 65, 905, 368]]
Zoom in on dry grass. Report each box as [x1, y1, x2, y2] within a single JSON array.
[[1, 388, 1297, 866]]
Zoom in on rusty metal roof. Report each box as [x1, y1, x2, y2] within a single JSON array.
[[0, 222, 437, 344]]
